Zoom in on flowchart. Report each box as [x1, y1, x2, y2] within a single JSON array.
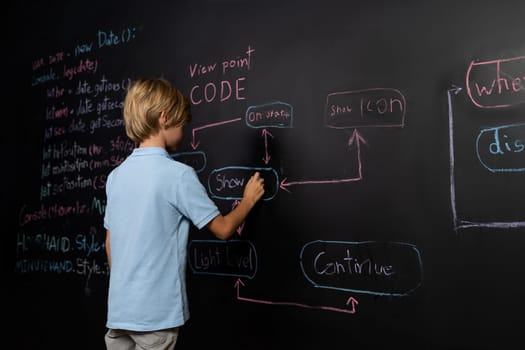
[[447, 55, 525, 231], [175, 45, 423, 314]]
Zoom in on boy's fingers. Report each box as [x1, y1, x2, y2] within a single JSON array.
[[248, 172, 264, 188]]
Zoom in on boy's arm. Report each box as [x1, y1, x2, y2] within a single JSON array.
[[105, 230, 111, 269], [207, 172, 265, 240]]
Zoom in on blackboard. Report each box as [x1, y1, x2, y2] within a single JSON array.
[[7, 1, 525, 349]]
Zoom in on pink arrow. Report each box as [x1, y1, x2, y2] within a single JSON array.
[[231, 200, 245, 235], [261, 128, 274, 164], [234, 278, 358, 314], [280, 129, 366, 193], [190, 117, 242, 150], [348, 128, 367, 179], [346, 296, 359, 313]]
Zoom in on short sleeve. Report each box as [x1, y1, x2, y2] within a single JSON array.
[[176, 168, 220, 229], [103, 171, 114, 230]]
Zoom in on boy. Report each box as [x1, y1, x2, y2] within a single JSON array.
[[103, 78, 265, 349]]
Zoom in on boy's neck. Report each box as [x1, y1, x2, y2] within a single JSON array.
[[139, 133, 165, 149]]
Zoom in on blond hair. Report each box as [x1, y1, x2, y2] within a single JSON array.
[[123, 78, 191, 143]]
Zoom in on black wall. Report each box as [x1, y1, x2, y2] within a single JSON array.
[[8, 1, 525, 349]]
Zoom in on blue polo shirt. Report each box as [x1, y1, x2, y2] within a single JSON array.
[[103, 147, 220, 331]]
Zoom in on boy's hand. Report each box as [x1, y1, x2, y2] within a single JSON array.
[[243, 172, 265, 206]]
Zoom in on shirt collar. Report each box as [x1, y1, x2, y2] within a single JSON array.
[[130, 147, 170, 157]]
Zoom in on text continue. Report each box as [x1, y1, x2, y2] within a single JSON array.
[[300, 240, 423, 296]]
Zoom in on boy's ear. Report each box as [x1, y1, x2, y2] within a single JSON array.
[[159, 111, 168, 128]]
